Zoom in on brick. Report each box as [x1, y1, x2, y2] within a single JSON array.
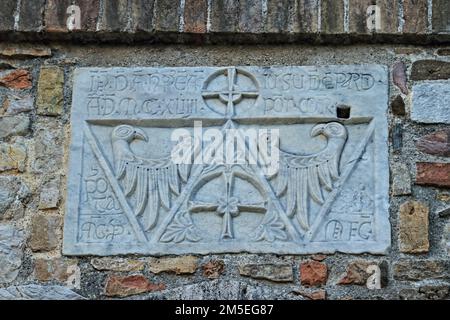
[[399, 200, 429, 253], [34, 258, 77, 282], [411, 60, 450, 81], [74, 0, 100, 32], [210, 0, 238, 32], [392, 61, 409, 94], [154, 0, 180, 32], [29, 214, 61, 252], [0, 140, 27, 172], [36, 67, 64, 116], [238, 0, 263, 33], [91, 258, 145, 272], [350, 0, 399, 33], [44, 0, 72, 32], [393, 259, 449, 281], [416, 162, 450, 188], [300, 261, 327, 286], [416, 130, 450, 157], [148, 256, 198, 274], [0, 69, 32, 90], [390, 95, 406, 116], [184, 0, 207, 33], [321, 0, 344, 33], [130, 0, 155, 32], [0, 0, 17, 31], [238, 263, 294, 282], [18, 0, 46, 32], [432, 0, 450, 33], [104, 275, 165, 297], [403, 0, 428, 34], [100, 0, 128, 32], [202, 260, 225, 279]]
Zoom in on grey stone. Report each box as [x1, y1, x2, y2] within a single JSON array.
[[2, 94, 34, 115], [39, 176, 61, 209], [0, 176, 30, 220], [0, 224, 25, 284], [412, 82, 450, 124], [391, 162, 411, 196], [0, 116, 30, 139], [31, 119, 63, 173], [64, 65, 390, 256], [0, 284, 86, 300], [238, 263, 294, 282]]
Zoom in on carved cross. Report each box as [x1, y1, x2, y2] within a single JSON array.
[[188, 168, 266, 239]]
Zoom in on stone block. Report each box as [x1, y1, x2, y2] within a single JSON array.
[[184, 0, 207, 33], [0, 225, 25, 284], [411, 60, 450, 81], [36, 66, 64, 116], [416, 130, 450, 157], [416, 162, 450, 188], [29, 214, 61, 252], [148, 256, 199, 274], [238, 263, 294, 282], [399, 200, 429, 253], [411, 82, 450, 124]]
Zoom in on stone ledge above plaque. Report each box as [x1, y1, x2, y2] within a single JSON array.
[[63, 65, 390, 256]]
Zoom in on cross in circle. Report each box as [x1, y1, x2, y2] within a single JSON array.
[[201, 67, 259, 118], [188, 166, 267, 239]]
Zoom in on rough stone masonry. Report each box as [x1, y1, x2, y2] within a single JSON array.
[[0, 0, 449, 300]]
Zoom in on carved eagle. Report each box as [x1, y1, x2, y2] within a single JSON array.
[[111, 125, 191, 231], [273, 122, 348, 231]]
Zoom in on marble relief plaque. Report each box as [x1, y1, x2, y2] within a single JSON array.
[[63, 65, 390, 256]]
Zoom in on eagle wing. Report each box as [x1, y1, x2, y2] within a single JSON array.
[[115, 156, 190, 231], [273, 145, 344, 231]]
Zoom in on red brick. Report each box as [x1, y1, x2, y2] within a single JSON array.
[[403, 0, 428, 34], [184, 0, 207, 33], [130, 0, 155, 32], [44, 0, 72, 32], [74, 0, 100, 32], [0, 0, 17, 31], [300, 261, 327, 286], [321, 0, 344, 33], [105, 275, 165, 298], [0, 70, 32, 90], [416, 163, 450, 188], [416, 130, 450, 157], [154, 0, 180, 32]]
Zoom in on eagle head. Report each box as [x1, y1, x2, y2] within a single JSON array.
[[112, 125, 148, 143], [311, 122, 347, 140]]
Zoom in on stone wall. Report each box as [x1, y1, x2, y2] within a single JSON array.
[[0, 1, 449, 300]]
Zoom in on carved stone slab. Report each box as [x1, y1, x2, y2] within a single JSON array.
[[63, 65, 390, 256]]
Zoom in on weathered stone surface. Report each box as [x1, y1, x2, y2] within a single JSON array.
[[183, 0, 207, 33], [298, 0, 318, 33], [101, 0, 128, 32], [0, 45, 51, 58], [390, 95, 406, 116], [91, 257, 145, 272], [411, 60, 450, 81], [238, 263, 294, 282], [349, 0, 399, 34], [64, 65, 390, 256], [437, 192, 450, 202], [36, 67, 64, 116], [104, 275, 165, 297], [438, 206, 450, 217], [265, 0, 298, 33], [436, 48, 450, 56], [0, 140, 27, 172], [34, 258, 77, 282], [202, 260, 225, 279], [412, 82, 450, 124], [416, 130, 450, 157], [392, 61, 409, 95], [0, 116, 30, 139], [29, 214, 61, 252], [0, 70, 32, 90], [44, 0, 72, 32], [153, 0, 180, 32], [291, 288, 326, 300], [399, 285, 450, 300], [300, 261, 327, 286], [0, 225, 25, 284], [18, 0, 46, 32], [416, 162, 450, 188], [393, 260, 449, 281], [391, 162, 411, 196], [0, 176, 30, 220], [392, 123, 403, 152], [237, 0, 263, 33], [38, 176, 61, 209], [0, 285, 85, 300], [210, 0, 238, 32], [148, 256, 198, 274], [130, 0, 155, 32], [399, 201, 429, 253], [321, 0, 344, 33], [1, 94, 34, 115], [0, 0, 17, 31], [403, 0, 428, 34], [432, 0, 450, 33], [31, 119, 63, 173], [338, 260, 388, 287], [74, 0, 100, 31]]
